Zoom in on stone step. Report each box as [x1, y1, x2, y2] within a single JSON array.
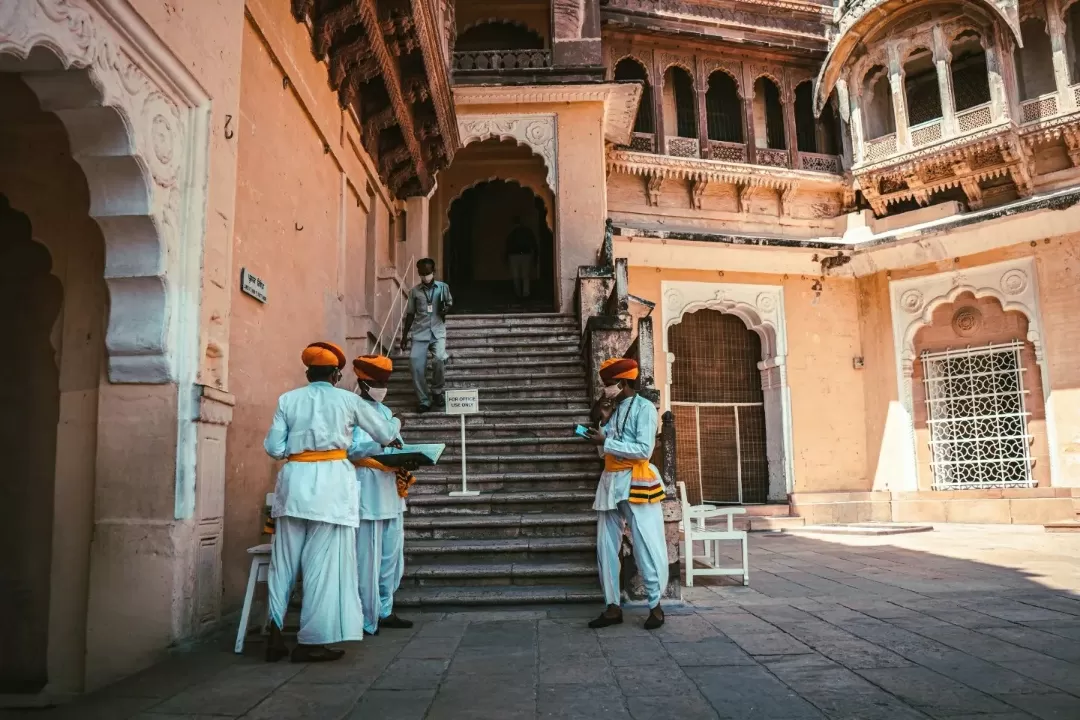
[[401, 559, 598, 588], [400, 409, 592, 427], [445, 324, 578, 338], [417, 436, 590, 452], [410, 470, 599, 495], [439, 336, 580, 351], [446, 312, 576, 326], [407, 490, 596, 516], [432, 355, 584, 370], [741, 504, 794, 517], [405, 511, 597, 540], [387, 376, 586, 391], [391, 347, 581, 362], [1045, 521, 1080, 532], [417, 453, 601, 477], [395, 584, 604, 607], [387, 397, 590, 413], [403, 536, 596, 565]]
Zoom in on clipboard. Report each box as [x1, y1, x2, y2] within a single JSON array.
[[368, 443, 445, 467]]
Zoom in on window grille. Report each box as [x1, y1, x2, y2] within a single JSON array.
[[921, 341, 1034, 490]]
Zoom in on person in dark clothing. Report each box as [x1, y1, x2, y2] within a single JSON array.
[[505, 216, 538, 300]]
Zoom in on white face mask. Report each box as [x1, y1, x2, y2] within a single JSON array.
[[421, 273, 435, 284], [602, 383, 622, 399], [357, 384, 388, 403]]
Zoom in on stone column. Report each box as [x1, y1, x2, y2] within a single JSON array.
[[834, 82, 855, 170], [1047, 0, 1077, 110], [782, 75, 798, 168], [847, 79, 866, 166], [984, 41, 1010, 122], [888, 43, 911, 151], [697, 57, 710, 159], [932, 26, 957, 136], [654, 53, 667, 154], [742, 62, 758, 163]]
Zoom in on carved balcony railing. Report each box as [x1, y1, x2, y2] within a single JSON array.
[[1021, 93, 1060, 125], [957, 102, 993, 133], [452, 49, 552, 72], [1074, 84, 1080, 110], [910, 118, 944, 148], [864, 133, 897, 163], [666, 136, 700, 157], [627, 132, 657, 153], [707, 140, 748, 163], [799, 152, 842, 174], [756, 147, 790, 168]]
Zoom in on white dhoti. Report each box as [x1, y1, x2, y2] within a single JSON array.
[[597, 499, 668, 608], [268, 515, 364, 645], [356, 516, 405, 634]]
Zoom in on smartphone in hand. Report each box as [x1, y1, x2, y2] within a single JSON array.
[[574, 424, 591, 439]]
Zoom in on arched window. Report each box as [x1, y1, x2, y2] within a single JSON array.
[[951, 31, 990, 111], [455, 21, 545, 51], [904, 47, 942, 127], [818, 94, 842, 156], [614, 58, 654, 134], [663, 66, 698, 139], [795, 81, 817, 151], [1016, 19, 1056, 100], [863, 64, 896, 140], [705, 71, 742, 143], [753, 77, 785, 149]]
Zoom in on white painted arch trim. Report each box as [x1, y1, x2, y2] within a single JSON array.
[[660, 280, 795, 499], [457, 113, 557, 192], [888, 256, 1059, 486], [0, 0, 211, 517]]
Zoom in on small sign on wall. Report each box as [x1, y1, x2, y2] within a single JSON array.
[[240, 268, 267, 303]]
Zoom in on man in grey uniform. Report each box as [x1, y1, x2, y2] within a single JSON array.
[[400, 258, 453, 413]]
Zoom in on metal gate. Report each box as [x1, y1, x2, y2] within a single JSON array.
[[672, 401, 768, 505]]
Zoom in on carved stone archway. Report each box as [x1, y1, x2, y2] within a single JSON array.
[[457, 113, 557, 191], [661, 280, 795, 500], [1, 1, 208, 389], [888, 256, 1057, 487]]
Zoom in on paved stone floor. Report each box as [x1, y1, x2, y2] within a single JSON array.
[[5, 525, 1080, 720]]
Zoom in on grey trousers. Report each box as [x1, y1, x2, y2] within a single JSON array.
[[410, 335, 446, 407]]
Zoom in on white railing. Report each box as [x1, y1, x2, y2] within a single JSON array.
[[666, 136, 700, 157], [1021, 93, 1059, 124], [370, 255, 417, 354], [910, 118, 943, 148], [956, 102, 993, 133], [799, 152, 842, 174], [864, 133, 897, 163]]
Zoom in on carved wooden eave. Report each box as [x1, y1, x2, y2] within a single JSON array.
[[1019, 110, 1080, 168], [813, 0, 1022, 114], [855, 123, 1031, 216], [601, 0, 831, 52], [453, 83, 643, 146], [292, 0, 459, 199], [608, 149, 845, 214]]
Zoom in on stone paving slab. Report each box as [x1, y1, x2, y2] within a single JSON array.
[[3, 526, 1079, 720]]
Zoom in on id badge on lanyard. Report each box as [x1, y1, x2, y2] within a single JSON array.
[[424, 286, 435, 314]]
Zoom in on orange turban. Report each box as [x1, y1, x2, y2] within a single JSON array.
[[599, 358, 639, 383], [353, 354, 393, 382], [301, 342, 346, 370]]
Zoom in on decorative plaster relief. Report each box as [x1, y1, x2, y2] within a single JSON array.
[[458, 113, 558, 191], [889, 256, 1048, 412], [0, 0, 209, 387]]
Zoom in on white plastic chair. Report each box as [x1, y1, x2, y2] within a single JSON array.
[[234, 494, 274, 654], [678, 481, 749, 587]]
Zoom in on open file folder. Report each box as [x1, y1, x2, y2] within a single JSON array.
[[367, 443, 445, 468]]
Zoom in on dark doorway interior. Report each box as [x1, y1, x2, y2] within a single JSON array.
[[0, 194, 63, 693], [443, 179, 555, 313]]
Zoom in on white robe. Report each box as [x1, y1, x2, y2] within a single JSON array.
[[263, 381, 397, 644], [349, 399, 407, 633]]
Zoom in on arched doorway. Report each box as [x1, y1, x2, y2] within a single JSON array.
[[668, 310, 769, 505], [443, 179, 555, 312]]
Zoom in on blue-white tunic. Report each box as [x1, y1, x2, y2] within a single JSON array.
[[348, 400, 405, 520], [592, 394, 661, 511]]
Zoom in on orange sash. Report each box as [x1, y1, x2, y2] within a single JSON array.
[[353, 457, 393, 473], [604, 456, 666, 504], [287, 448, 348, 462]]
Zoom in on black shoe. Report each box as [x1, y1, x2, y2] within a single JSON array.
[[380, 614, 414, 629], [291, 644, 346, 663], [417, 404, 431, 414], [265, 624, 289, 662], [588, 606, 624, 629], [433, 394, 446, 408], [644, 605, 665, 630], [363, 627, 379, 637]]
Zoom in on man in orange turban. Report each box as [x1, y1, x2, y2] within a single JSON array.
[[583, 357, 668, 630], [262, 342, 400, 663], [348, 355, 414, 634]]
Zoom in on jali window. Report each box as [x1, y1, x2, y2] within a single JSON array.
[[921, 341, 1034, 489]]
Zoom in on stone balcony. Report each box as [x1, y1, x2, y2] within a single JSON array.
[[619, 132, 844, 177], [449, 47, 603, 85]]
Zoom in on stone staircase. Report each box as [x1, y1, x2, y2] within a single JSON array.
[[385, 313, 605, 606]]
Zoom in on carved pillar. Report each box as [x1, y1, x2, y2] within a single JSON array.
[[849, 80, 866, 165], [1048, 0, 1077, 109], [834, 82, 855, 170], [697, 57, 709, 159], [742, 62, 758, 163], [932, 26, 957, 136], [782, 74, 798, 168], [888, 43, 911, 151], [654, 53, 668, 155], [984, 40, 1010, 122]]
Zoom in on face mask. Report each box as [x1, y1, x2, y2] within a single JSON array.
[[602, 383, 622, 399], [420, 273, 435, 285], [366, 386, 388, 403]]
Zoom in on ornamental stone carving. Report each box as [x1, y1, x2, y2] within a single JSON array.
[[1, 0, 209, 389], [952, 305, 983, 337], [458, 113, 558, 191]]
